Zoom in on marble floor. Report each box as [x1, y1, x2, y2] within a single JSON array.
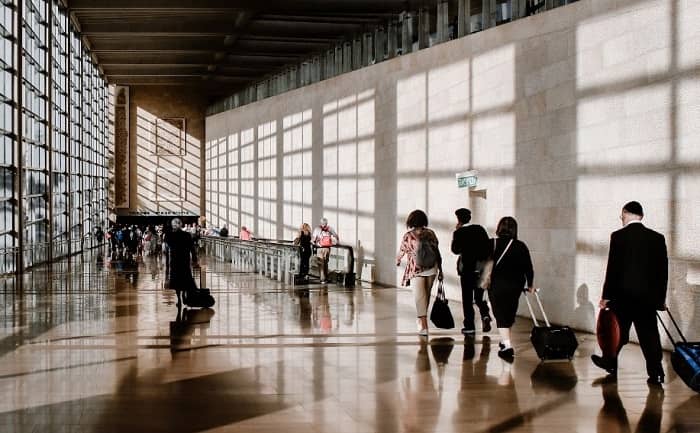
[[0, 251, 698, 433]]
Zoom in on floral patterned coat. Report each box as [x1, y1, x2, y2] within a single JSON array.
[[396, 228, 441, 286]]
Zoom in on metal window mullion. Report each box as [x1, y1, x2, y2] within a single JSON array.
[[46, 0, 52, 262], [15, 0, 24, 277]]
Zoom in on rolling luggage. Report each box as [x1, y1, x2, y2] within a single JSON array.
[[657, 310, 700, 393], [524, 290, 578, 361], [186, 267, 215, 308], [596, 307, 621, 359]]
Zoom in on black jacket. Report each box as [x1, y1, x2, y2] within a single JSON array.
[[451, 224, 490, 275], [491, 237, 534, 291], [602, 222, 668, 310]]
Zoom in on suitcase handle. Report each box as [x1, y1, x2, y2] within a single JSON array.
[[523, 289, 551, 327], [656, 309, 687, 346]]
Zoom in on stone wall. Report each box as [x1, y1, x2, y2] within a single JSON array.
[[126, 86, 208, 215], [206, 0, 700, 338]]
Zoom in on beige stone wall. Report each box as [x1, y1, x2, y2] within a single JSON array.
[[206, 0, 700, 338], [127, 86, 208, 215]]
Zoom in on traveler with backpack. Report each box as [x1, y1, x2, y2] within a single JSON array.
[[488, 216, 534, 361], [396, 209, 443, 337], [312, 218, 339, 283]]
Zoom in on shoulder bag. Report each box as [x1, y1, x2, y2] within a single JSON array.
[[478, 239, 513, 289], [430, 281, 455, 329]]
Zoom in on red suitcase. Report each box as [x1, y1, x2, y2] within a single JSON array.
[[596, 308, 621, 359]]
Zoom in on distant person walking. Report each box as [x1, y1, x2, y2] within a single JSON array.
[[312, 218, 339, 283], [240, 226, 252, 240], [164, 218, 199, 306], [396, 209, 443, 337], [450, 208, 493, 336], [488, 217, 534, 361], [295, 223, 313, 278], [592, 201, 668, 385]]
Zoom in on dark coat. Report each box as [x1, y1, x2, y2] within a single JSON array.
[[490, 237, 534, 293], [450, 224, 490, 275], [164, 230, 198, 291], [602, 222, 668, 311]]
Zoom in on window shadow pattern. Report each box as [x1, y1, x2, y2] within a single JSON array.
[[206, 0, 700, 341]]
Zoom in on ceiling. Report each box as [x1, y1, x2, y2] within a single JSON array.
[[69, 0, 437, 101]]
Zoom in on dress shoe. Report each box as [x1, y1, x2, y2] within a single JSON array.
[[461, 327, 476, 336], [647, 375, 664, 386], [482, 316, 492, 333], [591, 354, 617, 374], [498, 347, 515, 362]]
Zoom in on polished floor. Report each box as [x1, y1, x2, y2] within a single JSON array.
[[0, 251, 698, 433]]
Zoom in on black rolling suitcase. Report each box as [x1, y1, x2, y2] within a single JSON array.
[[185, 266, 215, 308], [524, 290, 578, 361], [657, 310, 700, 392]]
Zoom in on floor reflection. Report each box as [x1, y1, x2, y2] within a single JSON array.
[[0, 251, 697, 433], [597, 380, 664, 433]]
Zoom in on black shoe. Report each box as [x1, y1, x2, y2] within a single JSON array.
[[647, 375, 664, 386], [498, 347, 514, 362], [591, 355, 617, 374], [461, 328, 476, 336], [482, 316, 492, 333]]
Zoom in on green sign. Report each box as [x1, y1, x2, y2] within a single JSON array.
[[456, 171, 478, 189]]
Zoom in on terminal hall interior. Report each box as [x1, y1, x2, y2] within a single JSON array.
[[1, 0, 700, 432]]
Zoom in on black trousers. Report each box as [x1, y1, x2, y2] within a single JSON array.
[[615, 307, 664, 377], [460, 272, 491, 330]]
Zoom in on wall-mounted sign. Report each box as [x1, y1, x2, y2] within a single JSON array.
[[456, 170, 478, 189]]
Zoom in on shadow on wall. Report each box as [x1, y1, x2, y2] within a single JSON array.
[[135, 107, 201, 215], [204, 0, 700, 337]]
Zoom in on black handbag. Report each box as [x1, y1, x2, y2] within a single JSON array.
[[430, 281, 455, 329]]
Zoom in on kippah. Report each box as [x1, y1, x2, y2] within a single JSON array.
[[623, 201, 644, 216]]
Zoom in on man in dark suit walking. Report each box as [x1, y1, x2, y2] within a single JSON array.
[[451, 208, 492, 336], [592, 201, 668, 385]]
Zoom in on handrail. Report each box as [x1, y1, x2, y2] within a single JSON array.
[[200, 235, 356, 287]]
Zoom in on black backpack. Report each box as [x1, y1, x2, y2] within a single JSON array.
[[415, 230, 438, 268]]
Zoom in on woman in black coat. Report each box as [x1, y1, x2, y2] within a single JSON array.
[[488, 216, 534, 361], [295, 223, 313, 278]]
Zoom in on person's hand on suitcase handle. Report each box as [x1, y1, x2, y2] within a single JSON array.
[[522, 286, 537, 293]]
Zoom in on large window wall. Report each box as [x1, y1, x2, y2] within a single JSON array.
[[0, 0, 109, 274]]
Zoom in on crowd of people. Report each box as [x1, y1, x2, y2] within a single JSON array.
[[104, 223, 203, 259], [99, 198, 669, 386], [396, 201, 669, 386]]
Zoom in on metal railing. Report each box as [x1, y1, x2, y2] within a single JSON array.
[[0, 247, 19, 275], [0, 234, 106, 276], [200, 236, 356, 287]]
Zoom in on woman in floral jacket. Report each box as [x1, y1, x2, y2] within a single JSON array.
[[396, 209, 443, 336]]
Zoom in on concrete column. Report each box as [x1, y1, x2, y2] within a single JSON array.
[[418, 8, 430, 49], [400, 12, 413, 55], [363, 32, 373, 66], [343, 41, 352, 73], [457, 0, 469, 37], [352, 38, 362, 70], [436, 0, 449, 43], [312, 57, 321, 82], [374, 27, 385, 62], [482, 0, 492, 30], [334, 45, 343, 74], [387, 20, 398, 58]]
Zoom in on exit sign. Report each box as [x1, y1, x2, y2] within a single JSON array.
[[456, 171, 478, 189]]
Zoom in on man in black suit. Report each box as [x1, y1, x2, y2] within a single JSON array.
[[451, 208, 492, 336], [592, 201, 668, 385]]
